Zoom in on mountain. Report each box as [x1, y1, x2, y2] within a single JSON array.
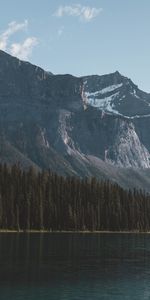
[[0, 49, 150, 191]]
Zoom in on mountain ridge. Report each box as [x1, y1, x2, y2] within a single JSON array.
[[0, 50, 150, 190]]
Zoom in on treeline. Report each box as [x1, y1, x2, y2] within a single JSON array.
[[0, 164, 149, 231]]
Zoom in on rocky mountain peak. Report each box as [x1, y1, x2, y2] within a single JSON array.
[[81, 71, 150, 118], [0, 50, 150, 191]]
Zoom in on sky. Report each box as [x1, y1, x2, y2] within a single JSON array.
[[0, 0, 150, 92]]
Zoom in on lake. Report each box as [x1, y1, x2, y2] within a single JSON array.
[[0, 233, 150, 299]]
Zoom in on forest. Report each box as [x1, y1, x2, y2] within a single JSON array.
[[0, 164, 149, 231]]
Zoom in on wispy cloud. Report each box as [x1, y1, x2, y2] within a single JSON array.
[[10, 37, 38, 60], [0, 20, 38, 60], [0, 20, 28, 51], [53, 4, 102, 22]]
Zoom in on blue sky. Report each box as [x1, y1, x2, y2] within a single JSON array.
[[0, 0, 150, 91]]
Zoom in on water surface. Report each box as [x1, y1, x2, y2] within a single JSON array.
[[0, 233, 150, 299]]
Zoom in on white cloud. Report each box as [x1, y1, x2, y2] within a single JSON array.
[[0, 20, 28, 51], [53, 4, 102, 22], [10, 37, 38, 60], [0, 20, 38, 60]]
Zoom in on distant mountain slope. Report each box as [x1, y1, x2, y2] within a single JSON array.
[[0, 50, 150, 190]]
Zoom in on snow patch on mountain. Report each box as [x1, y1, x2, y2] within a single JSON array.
[[84, 83, 123, 98], [123, 114, 150, 120], [96, 83, 123, 95], [85, 91, 121, 115], [81, 81, 124, 115]]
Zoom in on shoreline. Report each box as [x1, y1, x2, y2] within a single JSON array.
[[0, 230, 150, 234]]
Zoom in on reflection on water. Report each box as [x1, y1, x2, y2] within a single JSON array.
[[0, 233, 150, 299]]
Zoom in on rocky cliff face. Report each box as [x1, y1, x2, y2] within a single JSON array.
[[0, 50, 150, 189]]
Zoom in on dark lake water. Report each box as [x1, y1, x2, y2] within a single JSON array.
[[0, 233, 150, 299]]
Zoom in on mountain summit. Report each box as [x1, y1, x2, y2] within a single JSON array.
[[82, 72, 150, 117], [0, 50, 150, 190]]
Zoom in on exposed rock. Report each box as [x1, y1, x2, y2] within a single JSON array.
[[0, 50, 150, 190]]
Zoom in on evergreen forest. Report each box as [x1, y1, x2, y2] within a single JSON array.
[[0, 164, 149, 232]]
